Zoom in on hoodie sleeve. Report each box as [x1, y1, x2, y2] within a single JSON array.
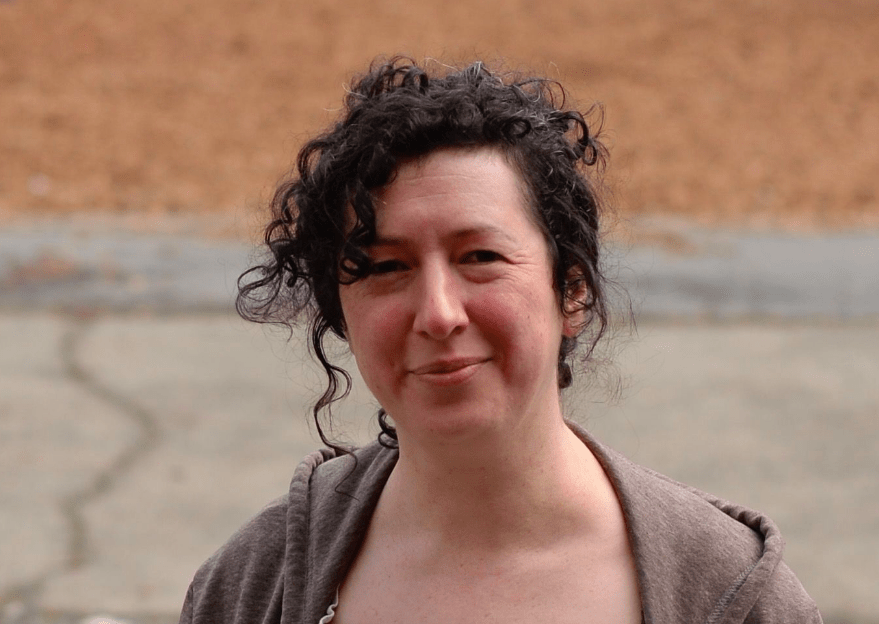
[[177, 496, 289, 624], [177, 583, 193, 624], [742, 561, 823, 624]]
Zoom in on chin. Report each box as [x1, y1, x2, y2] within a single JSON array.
[[394, 401, 509, 445]]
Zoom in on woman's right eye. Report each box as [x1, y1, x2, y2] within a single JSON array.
[[370, 260, 407, 275]]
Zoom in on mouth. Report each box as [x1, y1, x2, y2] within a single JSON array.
[[410, 357, 490, 376]]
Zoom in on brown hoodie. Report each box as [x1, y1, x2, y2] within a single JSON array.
[[179, 424, 822, 624]]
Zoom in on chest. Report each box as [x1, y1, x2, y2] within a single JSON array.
[[329, 543, 642, 624]]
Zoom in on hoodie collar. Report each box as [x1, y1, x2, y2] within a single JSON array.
[[299, 443, 397, 623], [569, 422, 785, 624]]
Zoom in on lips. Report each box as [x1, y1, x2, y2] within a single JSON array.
[[410, 357, 489, 376]]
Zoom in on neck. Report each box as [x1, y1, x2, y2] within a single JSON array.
[[380, 415, 613, 552]]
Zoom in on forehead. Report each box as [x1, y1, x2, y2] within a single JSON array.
[[387, 147, 527, 197], [372, 147, 542, 236]]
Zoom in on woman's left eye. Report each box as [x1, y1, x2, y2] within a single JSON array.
[[462, 250, 502, 264]]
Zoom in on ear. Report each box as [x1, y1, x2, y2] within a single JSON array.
[[561, 268, 588, 338]]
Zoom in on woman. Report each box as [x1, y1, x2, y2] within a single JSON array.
[[179, 58, 821, 623]]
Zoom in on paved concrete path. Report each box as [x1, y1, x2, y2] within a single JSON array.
[[1, 217, 877, 623]]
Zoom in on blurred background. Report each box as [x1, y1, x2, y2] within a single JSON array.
[[1, 0, 877, 622], [3, 0, 878, 228]]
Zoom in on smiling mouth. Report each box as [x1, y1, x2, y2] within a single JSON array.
[[411, 357, 489, 376]]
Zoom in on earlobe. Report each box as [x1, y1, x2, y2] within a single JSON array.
[[562, 309, 585, 338]]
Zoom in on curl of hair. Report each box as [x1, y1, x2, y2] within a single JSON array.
[[237, 56, 612, 452]]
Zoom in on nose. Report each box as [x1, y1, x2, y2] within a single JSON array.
[[412, 263, 468, 340]]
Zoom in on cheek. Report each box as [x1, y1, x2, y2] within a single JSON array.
[[343, 296, 406, 365], [470, 291, 549, 348], [472, 281, 565, 355]]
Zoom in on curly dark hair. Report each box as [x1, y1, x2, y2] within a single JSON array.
[[237, 56, 612, 451]]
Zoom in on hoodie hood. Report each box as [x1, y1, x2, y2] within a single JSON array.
[[578, 425, 792, 623]]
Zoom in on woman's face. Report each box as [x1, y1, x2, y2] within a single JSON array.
[[339, 148, 579, 444]]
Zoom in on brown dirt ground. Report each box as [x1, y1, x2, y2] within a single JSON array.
[[2, 0, 878, 235]]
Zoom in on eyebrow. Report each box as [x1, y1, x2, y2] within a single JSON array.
[[371, 225, 517, 248]]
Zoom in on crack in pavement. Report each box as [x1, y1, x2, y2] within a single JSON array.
[[1, 314, 163, 624], [58, 315, 162, 571]]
